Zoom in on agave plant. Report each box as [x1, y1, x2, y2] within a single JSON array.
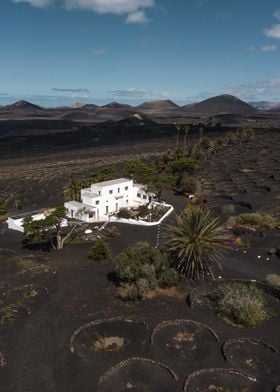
[[167, 207, 229, 280]]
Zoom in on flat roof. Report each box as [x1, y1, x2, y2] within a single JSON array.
[[65, 201, 96, 209], [9, 210, 43, 220], [91, 177, 132, 188]]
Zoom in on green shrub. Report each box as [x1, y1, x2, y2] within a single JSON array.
[[212, 283, 270, 327], [232, 212, 276, 229], [88, 240, 111, 262], [117, 208, 132, 219], [126, 284, 142, 300], [114, 242, 178, 299], [266, 274, 280, 287], [0, 199, 7, 216], [137, 204, 150, 218], [158, 269, 179, 288], [177, 174, 197, 194], [267, 248, 276, 255], [222, 204, 236, 217], [114, 242, 166, 283]]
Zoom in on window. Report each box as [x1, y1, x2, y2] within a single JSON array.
[[137, 193, 141, 198], [95, 200, 99, 205], [118, 188, 120, 193], [143, 195, 147, 200], [109, 190, 113, 194], [98, 191, 101, 196], [125, 186, 128, 191]]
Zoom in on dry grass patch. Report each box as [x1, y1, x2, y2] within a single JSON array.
[[91, 334, 125, 352], [145, 287, 186, 300], [266, 274, 280, 287]]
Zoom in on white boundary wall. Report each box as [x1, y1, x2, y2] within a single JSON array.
[[109, 203, 174, 226]]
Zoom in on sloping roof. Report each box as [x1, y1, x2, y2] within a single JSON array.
[[92, 177, 132, 188]]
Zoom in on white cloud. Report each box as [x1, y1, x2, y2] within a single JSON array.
[[93, 47, 106, 55], [246, 44, 277, 52], [13, 0, 53, 7], [273, 10, 280, 20], [263, 24, 280, 39], [126, 10, 149, 24], [224, 79, 280, 100], [12, 0, 155, 23], [109, 88, 169, 99], [261, 44, 277, 52], [64, 0, 154, 15], [246, 45, 257, 52], [52, 87, 90, 93]]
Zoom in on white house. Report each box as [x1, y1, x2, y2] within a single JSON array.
[[7, 209, 68, 233], [64, 177, 152, 223]]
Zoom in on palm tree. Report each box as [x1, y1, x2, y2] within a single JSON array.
[[167, 207, 229, 280], [174, 123, 181, 148], [199, 126, 204, 141], [183, 125, 189, 155], [64, 179, 84, 201]]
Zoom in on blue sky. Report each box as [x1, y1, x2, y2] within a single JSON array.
[[1, 0, 280, 107]]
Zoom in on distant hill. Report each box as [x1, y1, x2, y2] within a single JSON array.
[[137, 100, 179, 110], [79, 103, 99, 110], [62, 111, 94, 120], [249, 101, 280, 110], [182, 95, 257, 116], [267, 102, 280, 111], [3, 100, 42, 111], [102, 101, 132, 109]]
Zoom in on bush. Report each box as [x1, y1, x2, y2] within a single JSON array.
[[231, 212, 276, 229], [114, 242, 178, 299], [88, 240, 111, 262], [212, 283, 270, 327], [103, 226, 121, 238], [126, 284, 142, 301], [266, 274, 280, 287], [177, 174, 197, 194], [117, 208, 132, 219], [114, 242, 159, 282], [158, 268, 179, 288], [267, 248, 276, 255], [0, 199, 7, 216], [137, 204, 150, 218], [222, 204, 236, 217]]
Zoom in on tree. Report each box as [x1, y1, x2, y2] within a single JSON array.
[[123, 159, 156, 184], [147, 175, 174, 201], [0, 198, 7, 215], [177, 174, 197, 194], [88, 240, 111, 262], [64, 179, 84, 201], [167, 207, 229, 280], [242, 126, 254, 141], [23, 206, 81, 250], [168, 157, 201, 189], [90, 166, 118, 183]]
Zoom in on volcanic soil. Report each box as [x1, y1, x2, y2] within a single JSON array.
[[0, 126, 280, 391]]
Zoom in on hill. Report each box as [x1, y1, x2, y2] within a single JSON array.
[[137, 100, 179, 110], [3, 100, 42, 111], [182, 94, 257, 116], [102, 101, 132, 109]]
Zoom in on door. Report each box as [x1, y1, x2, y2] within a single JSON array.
[[116, 203, 118, 211], [106, 206, 109, 214]]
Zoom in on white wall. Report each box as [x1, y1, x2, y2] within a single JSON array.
[[82, 179, 138, 216]]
